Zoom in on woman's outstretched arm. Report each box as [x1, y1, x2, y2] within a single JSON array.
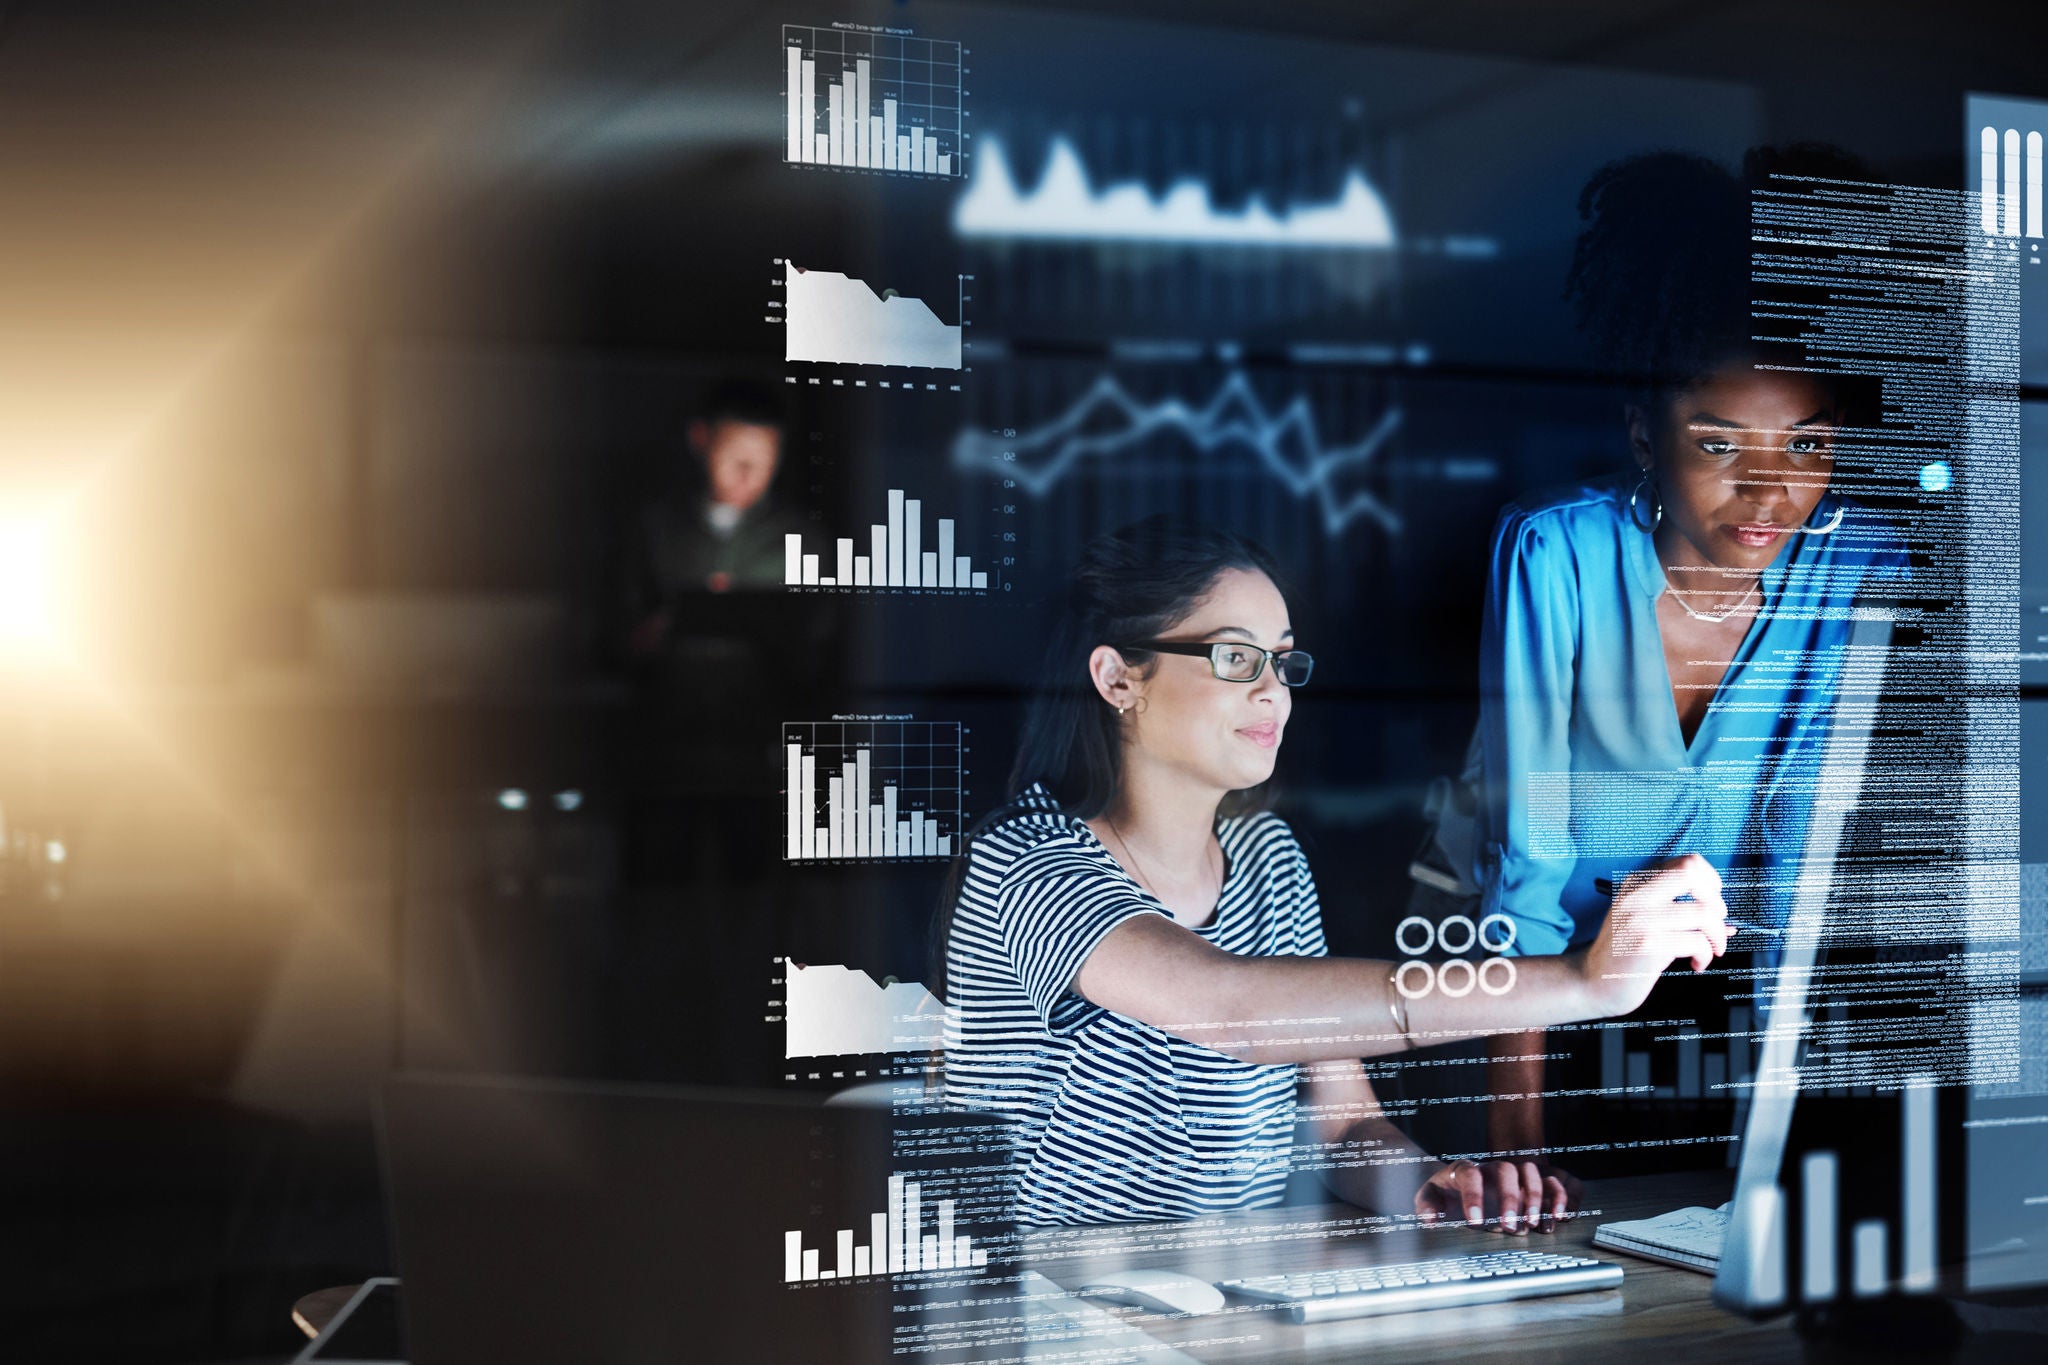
[[1073, 854, 1727, 1065]]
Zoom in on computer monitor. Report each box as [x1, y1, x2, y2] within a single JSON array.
[[1714, 613, 2048, 1318]]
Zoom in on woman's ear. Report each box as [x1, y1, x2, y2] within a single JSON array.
[[1087, 645, 1132, 713], [1623, 403, 1655, 472]]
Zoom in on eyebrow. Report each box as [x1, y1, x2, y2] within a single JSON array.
[[1686, 410, 1836, 429], [1202, 625, 1295, 641]]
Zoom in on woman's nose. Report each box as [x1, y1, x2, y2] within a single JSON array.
[[1737, 450, 1795, 507]]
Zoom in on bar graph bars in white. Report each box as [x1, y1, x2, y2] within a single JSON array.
[[784, 1174, 991, 1283], [1745, 1076, 1940, 1307], [1852, 1220, 1889, 1298], [1901, 1081, 1937, 1291], [784, 489, 995, 593], [781, 262, 965, 370], [783, 721, 963, 862], [784, 25, 963, 178], [1802, 1152, 1838, 1301], [1979, 125, 2045, 239]]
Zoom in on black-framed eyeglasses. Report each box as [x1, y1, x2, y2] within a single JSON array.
[[1124, 640, 1315, 686]]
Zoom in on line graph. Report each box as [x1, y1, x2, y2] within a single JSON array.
[[951, 371, 1403, 537], [954, 135, 1397, 249]]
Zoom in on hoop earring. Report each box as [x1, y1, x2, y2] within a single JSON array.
[[1797, 503, 1844, 536], [1628, 473, 1662, 532]]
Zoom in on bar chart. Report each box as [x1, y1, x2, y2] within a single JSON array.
[[784, 488, 997, 593], [781, 262, 965, 370], [784, 1173, 990, 1283], [1735, 1080, 1939, 1308], [783, 721, 963, 862], [1601, 1007, 1754, 1099], [1979, 125, 2045, 238], [783, 25, 963, 178]]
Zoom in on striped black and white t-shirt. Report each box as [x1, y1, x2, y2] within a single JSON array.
[[942, 783, 1327, 1226]]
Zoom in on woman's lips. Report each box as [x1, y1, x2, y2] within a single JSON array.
[[1238, 722, 1280, 749], [1726, 522, 1789, 549]]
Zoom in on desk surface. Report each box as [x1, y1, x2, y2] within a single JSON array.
[[1022, 1168, 1796, 1365]]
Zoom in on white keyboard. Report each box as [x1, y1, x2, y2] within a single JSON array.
[[1220, 1248, 1623, 1323]]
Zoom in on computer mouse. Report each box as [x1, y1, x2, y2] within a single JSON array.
[[1076, 1268, 1228, 1317]]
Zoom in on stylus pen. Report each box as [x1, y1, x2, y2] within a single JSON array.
[[1591, 876, 1783, 936]]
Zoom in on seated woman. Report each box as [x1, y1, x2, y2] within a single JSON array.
[[939, 517, 1731, 1229], [1473, 148, 1910, 1212]]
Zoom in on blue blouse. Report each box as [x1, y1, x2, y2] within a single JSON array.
[[1476, 473, 1908, 957]]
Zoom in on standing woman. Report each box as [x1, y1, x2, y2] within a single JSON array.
[[1472, 148, 1909, 1211], [939, 517, 1731, 1228]]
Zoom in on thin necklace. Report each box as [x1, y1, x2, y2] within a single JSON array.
[[1669, 576, 1760, 625], [1105, 815, 1219, 906]]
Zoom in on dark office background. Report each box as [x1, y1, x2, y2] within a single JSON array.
[[0, 1, 2043, 1359]]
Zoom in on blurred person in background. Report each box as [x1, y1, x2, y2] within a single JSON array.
[[625, 377, 808, 654], [616, 377, 823, 892]]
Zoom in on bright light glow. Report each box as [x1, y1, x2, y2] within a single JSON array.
[[955, 136, 1397, 248], [496, 788, 529, 811], [0, 514, 61, 655], [44, 839, 65, 863], [1919, 461, 1953, 493], [552, 789, 583, 812]]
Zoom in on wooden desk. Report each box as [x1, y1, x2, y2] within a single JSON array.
[[1020, 1169, 1799, 1365]]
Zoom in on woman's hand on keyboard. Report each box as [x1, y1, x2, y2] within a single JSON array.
[[1414, 1157, 1583, 1234]]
